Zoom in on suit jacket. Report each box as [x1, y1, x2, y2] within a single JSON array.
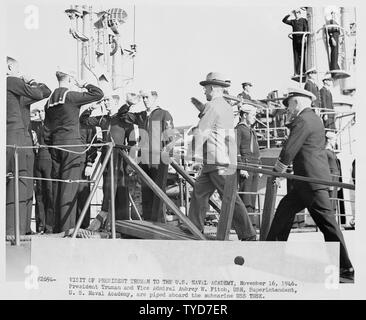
[[278, 108, 331, 190], [320, 86, 333, 110]]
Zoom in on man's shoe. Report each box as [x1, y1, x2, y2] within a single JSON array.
[[340, 267, 354, 283]]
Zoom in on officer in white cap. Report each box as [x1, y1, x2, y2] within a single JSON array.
[[44, 66, 104, 234], [267, 87, 354, 281]]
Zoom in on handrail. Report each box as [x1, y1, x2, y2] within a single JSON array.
[[237, 164, 354, 190]]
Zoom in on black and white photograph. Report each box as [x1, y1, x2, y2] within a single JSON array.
[[1, 0, 364, 304]]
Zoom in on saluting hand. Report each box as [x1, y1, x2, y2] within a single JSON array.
[[191, 97, 205, 112]]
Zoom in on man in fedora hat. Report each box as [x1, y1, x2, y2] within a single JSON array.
[[185, 72, 256, 240], [266, 88, 354, 281], [304, 68, 321, 109], [320, 76, 336, 130], [236, 104, 261, 228], [282, 9, 309, 76], [44, 67, 103, 234], [237, 82, 253, 101]]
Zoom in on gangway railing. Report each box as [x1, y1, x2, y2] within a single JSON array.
[[7, 141, 355, 245]]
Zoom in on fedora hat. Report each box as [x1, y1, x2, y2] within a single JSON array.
[[282, 88, 316, 107], [199, 72, 231, 87]]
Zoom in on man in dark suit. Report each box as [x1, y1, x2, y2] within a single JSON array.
[[320, 76, 336, 130], [31, 108, 54, 233], [282, 9, 309, 76], [304, 68, 321, 109], [6, 56, 49, 235], [266, 88, 354, 281]]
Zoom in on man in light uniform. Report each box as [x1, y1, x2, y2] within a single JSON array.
[[186, 72, 256, 240]]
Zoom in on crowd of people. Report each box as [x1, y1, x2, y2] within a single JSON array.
[[5, 6, 354, 281]]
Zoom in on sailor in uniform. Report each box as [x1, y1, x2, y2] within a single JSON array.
[[235, 104, 261, 227], [6, 56, 49, 235], [44, 67, 103, 234]]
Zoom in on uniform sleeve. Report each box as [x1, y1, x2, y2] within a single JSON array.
[[66, 84, 104, 106], [304, 18, 309, 32], [278, 118, 309, 166], [79, 109, 106, 127], [282, 14, 292, 26], [236, 126, 244, 163], [7, 77, 44, 100], [22, 83, 52, 105]]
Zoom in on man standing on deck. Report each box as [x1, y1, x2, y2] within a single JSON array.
[[282, 9, 309, 76], [185, 72, 256, 240], [6, 56, 50, 235], [44, 67, 103, 235], [266, 88, 354, 281]]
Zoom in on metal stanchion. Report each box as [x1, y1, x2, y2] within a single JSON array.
[[72, 143, 114, 238], [14, 148, 20, 246], [109, 148, 116, 239]]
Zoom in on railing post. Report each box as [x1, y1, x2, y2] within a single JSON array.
[[260, 176, 278, 240], [72, 142, 114, 238], [14, 148, 20, 246], [110, 147, 116, 239]]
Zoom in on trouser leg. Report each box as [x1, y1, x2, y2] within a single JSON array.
[[266, 188, 305, 241], [58, 149, 82, 232], [77, 162, 91, 229], [209, 171, 256, 240], [188, 171, 216, 232], [34, 158, 45, 232], [25, 147, 34, 234], [305, 189, 353, 269], [140, 165, 159, 221], [6, 131, 29, 235], [41, 159, 54, 233]]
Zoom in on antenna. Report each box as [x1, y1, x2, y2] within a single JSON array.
[[132, 4, 136, 79]]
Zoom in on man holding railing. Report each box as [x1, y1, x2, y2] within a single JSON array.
[[267, 88, 354, 281]]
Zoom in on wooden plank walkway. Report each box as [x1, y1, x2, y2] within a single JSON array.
[[115, 220, 201, 240]]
